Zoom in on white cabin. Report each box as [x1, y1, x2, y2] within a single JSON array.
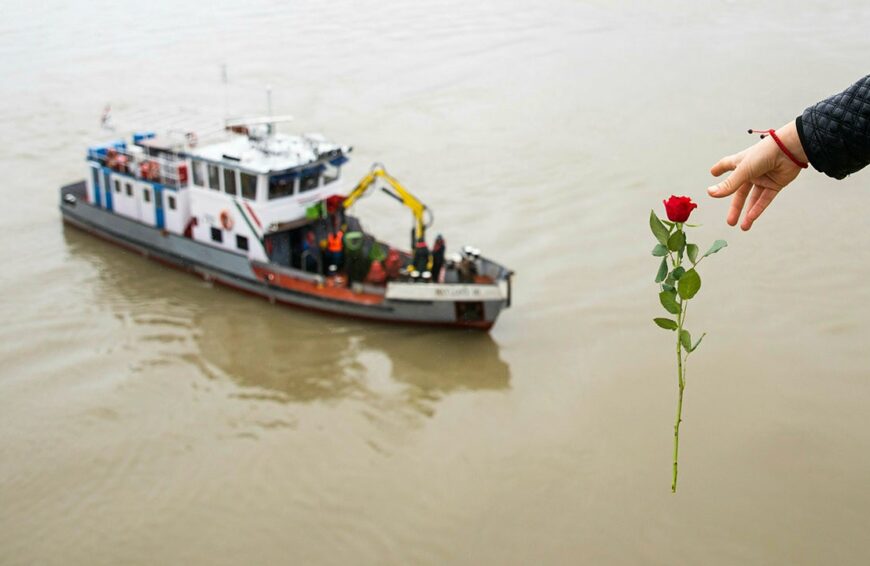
[[84, 124, 352, 263]]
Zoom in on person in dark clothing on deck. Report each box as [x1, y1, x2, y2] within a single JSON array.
[[457, 254, 477, 284], [302, 230, 321, 273], [412, 237, 429, 273], [708, 74, 870, 230], [431, 234, 446, 282]]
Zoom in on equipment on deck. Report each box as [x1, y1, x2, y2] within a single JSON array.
[[342, 164, 433, 242]]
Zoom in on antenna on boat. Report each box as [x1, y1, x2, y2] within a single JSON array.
[[100, 104, 115, 131], [266, 86, 273, 134], [221, 63, 229, 121]]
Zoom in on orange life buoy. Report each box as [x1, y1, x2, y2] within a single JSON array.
[[220, 209, 234, 230]]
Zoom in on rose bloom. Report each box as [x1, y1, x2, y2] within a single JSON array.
[[663, 195, 698, 223]]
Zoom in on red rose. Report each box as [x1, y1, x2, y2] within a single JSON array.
[[663, 195, 697, 223]]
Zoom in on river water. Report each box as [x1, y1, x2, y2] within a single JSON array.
[[2, 0, 870, 564]]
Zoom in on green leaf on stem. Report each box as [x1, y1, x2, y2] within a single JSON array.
[[671, 266, 686, 280], [661, 219, 675, 228], [686, 244, 699, 264], [667, 230, 686, 253], [654, 318, 678, 330], [690, 333, 706, 353], [650, 211, 669, 245], [659, 291, 681, 315], [655, 257, 668, 283], [677, 268, 701, 300], [680, 330, 692, 351], [651, 244, 668, 257], [662, 283, 675, 293], [703, 240, 728, 258]]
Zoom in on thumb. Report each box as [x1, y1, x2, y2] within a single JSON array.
[[708, 163, 750, 198]]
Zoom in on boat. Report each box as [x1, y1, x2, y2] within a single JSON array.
[[59, 116, 513, 330]]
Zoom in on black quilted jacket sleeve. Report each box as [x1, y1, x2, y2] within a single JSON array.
[[796, 75, 870, 180]]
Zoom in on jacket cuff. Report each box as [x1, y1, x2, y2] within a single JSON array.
[[795, 115, 815, 173]]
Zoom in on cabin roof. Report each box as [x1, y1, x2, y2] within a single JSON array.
[[188, 132, 348, 175]]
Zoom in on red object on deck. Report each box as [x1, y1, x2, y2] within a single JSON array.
[[384, 249, 401, 279], [105, 149, 129, 172], [178, 163, 188, 184], [366, 260, 386, 284], [140, 160, 160, 181], [325, 195, 346, 214]]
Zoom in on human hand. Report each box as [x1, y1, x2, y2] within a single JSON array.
[[707, 120, 807, 230]]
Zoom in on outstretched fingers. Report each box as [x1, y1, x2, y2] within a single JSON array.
[[708, 156, 750, 198], [726, 182, 751, 226], [710, 154, 739, 177], [741, 187, 780, 231]]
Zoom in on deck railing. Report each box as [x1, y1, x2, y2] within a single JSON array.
[[91, 148, 187, 188]]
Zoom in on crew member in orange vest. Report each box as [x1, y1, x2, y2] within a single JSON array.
[[326, 229, 344, 271]]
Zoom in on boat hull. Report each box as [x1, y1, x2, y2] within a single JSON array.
[[59, 182, 505, 330]]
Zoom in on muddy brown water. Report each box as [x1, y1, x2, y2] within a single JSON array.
[[2, 1, 870, 564]]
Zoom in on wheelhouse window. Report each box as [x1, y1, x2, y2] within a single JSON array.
[[192, 160, 204, 186], [168, 195, 176, 210], [143, 188, 151, 203], [323, 163, 340, 185], [268, 173, 295, 200], [125, 183, 133, 196], [236, 235, 249, 251], [240, 172, 257, 200], [299, 169, 320, 192], [207, 164, 220, 191], [223, 168, 237, 196], [114, 179, 121, 193], [211, 227, 222, 243]]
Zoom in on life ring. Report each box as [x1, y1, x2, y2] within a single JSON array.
[[219, 209, 234, 230]]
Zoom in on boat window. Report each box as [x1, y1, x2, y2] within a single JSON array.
[[168, 195, 176, 210], [299, 170, 320, 192], [223, 168, 237, 196], [143, 188, 151, 203], [114, 179, 121, 193], [125, 183, 133, 196], [268, 174, 295, 199], [192, 160, 204, 186], [207, 164, 220, 191], [240, 173, 257, 199], [211, 227, 222, 243], [236, 235, 249, 251], [323, 164, 340, 185]]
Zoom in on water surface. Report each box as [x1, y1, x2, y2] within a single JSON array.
[[2, 0, 870, 564]]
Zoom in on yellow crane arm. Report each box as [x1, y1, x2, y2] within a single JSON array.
[[342, 164, 430, 240]]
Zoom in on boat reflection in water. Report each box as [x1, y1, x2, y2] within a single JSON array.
[[62, 226, 511, 409]]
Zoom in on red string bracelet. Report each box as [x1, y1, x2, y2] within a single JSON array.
[[748, 129, 808, 169]]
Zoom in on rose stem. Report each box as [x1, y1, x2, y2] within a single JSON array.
[[672, 224, 686, 493], [673, 300, 687, 493]]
